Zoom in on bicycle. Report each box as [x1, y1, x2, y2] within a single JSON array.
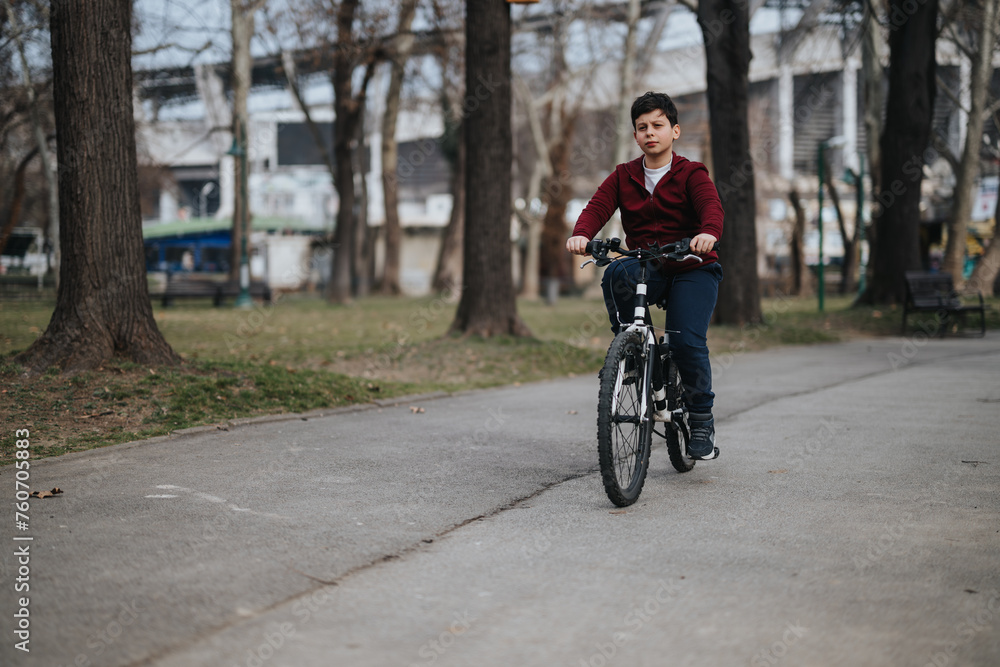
[[582, 237, 721, 507]]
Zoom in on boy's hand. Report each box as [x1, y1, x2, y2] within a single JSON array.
[[690, 233, 718, 255], [566, 235, 590, 256]]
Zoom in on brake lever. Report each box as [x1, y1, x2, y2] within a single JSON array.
[[667, 253, 703, 263]]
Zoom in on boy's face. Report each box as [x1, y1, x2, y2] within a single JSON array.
[[633, 109, 680, 164]]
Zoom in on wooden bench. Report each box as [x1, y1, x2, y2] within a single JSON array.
[[151, 276, 272, 307], [902, 271, 985, 337]]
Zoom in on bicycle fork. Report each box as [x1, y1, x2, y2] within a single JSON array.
[[624, 260, 674, 425]]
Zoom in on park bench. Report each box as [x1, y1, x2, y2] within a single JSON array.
[[902, 271, 985, 337], [151, 275, 272, 307]]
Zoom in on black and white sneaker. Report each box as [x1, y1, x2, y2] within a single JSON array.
[[688, 412, 719, 460]]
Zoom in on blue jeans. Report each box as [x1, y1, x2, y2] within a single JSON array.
[[602, 260, 723, 413]]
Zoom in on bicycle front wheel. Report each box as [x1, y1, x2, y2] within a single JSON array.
[[597, 330, 653, 507]]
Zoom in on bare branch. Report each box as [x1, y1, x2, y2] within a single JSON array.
[[936, 73, 967, 114], [281, 49, 336, 177], [931, 130, 961, 173], [132, 40, 213, 58]]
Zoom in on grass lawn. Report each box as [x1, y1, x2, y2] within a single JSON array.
[[2, 290, 998, 464]]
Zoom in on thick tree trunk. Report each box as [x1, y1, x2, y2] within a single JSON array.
[[433, 131, 465, 293], [378, 0, 418, 295], [16, 0, 177, 374], [450, 0, 529, 337], [862, 0, 938, 305], [940, 0, 999, 287], [697, 0, 761, 325]]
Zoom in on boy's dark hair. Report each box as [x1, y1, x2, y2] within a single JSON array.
[[630, 91, 678, 129]]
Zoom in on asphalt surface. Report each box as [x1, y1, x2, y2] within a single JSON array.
[[2, 334, 999, 667]]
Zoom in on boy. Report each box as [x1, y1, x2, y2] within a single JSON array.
[[566, 91, 723, 460]]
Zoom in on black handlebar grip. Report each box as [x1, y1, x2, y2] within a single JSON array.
[[585, 239, 603, 255]]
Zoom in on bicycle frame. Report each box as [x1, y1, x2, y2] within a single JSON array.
[[584, 238, 707, 426]]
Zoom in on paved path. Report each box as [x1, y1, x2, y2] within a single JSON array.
[[2, 335, 999, 666]]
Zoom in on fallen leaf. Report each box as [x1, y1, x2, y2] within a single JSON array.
[[567, 410, 578, 415], [30, 487, 63, 499], [409, 406, 425, 414], [609, 510, 628, 515], [768, 469, 789, 474]]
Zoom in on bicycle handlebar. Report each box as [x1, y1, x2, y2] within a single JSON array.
[[583, 237, 720, 267]]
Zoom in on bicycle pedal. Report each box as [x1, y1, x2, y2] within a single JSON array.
[[691, 447, 720, 461]]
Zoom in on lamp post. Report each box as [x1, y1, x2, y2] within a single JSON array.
[[227, 123, 252, 309], [817, 136, 847, 312]]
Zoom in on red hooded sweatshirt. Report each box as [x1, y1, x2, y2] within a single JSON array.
[[571, 154, 724, 274]]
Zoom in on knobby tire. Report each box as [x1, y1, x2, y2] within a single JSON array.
[[597, 330, 653, 507], [665, 358, 696, 473]]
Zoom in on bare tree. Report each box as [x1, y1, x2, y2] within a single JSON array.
[[862, 0, 939, 305], [16, 0, 177, 373], [277, 1, 385, 303], [430, 0, 466, 293], [821, 152, 860, 294], [939, 0, 1000, 287], [449, 0, 529, 336], [229, 0, 268, 285], [432, 95, 466, 292], [377, 0, 418, 295], [1, 0, 58, 283]]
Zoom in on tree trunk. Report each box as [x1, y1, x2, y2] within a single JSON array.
[[512, 75, 550, 300], [327, 0, 363, 304], [433, 130, 465, 293], [821, 153, 857, 294], [940, 0, 999, 287], [539, 110, 577, 288], [967, 168, 1000, 295], [378, 0, 418, 295], [697, 0, 761, 325], [354, 124, 372, 298], [787, 188, 812, 296], [229, 2, 253, 284], [861, 0, 884, 200], [450, 0, 530, 337], [3, 0, 59, 286], [861, 0, 938, 305], [0, 147, 38, 256], [16, 0, 177, 374], [614, 0, 641, 167], [859, 0, 883, 293]]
